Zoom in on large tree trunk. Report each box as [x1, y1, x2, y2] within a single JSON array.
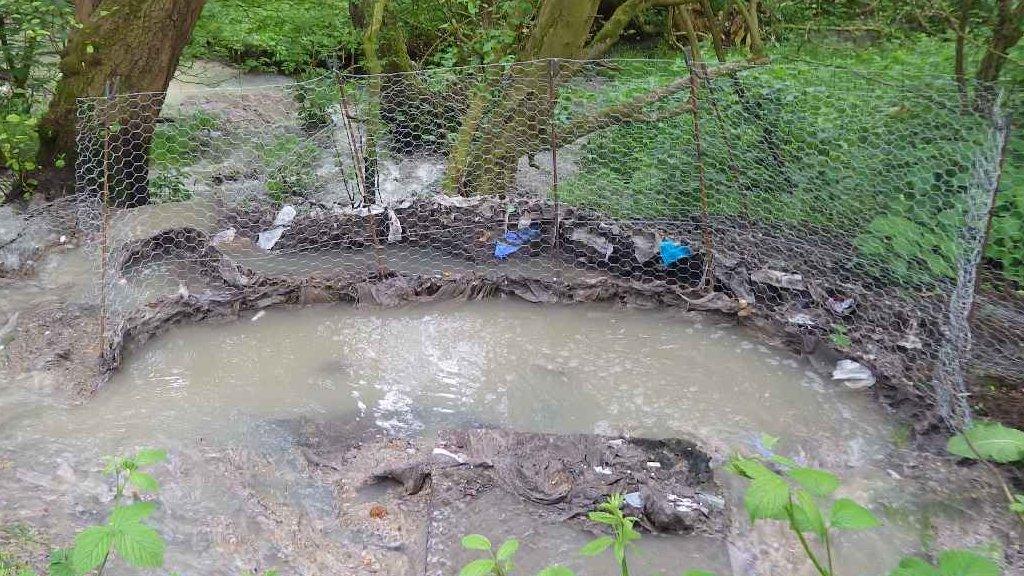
[[976, 0, 1023, 110], [444, 0, 602, 197], [37, 0, 206, 205]]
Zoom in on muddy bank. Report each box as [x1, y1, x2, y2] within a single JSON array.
[[295, 423, 729, 575]]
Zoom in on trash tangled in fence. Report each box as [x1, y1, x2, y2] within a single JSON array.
[[71, 58, 1018, 430]]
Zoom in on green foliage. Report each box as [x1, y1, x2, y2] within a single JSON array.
[[257, 135, 320, 202], [948, 421, 1024, 463], [0, 113, 40, 180], [103, 448, 168, 498], [947, 421, 1024, 525], [149, 170, 193, 204], [426, 0, 538, 67], [853, 213, 959, 286], [727, 440, 880, 576], [458, 534, 520, 576], [291, 73, 341, 132], [829, 324, 851, 350], [457, 494, 722, 576], [581, 493, 641, 576], [150, 110, 219, 169], [0, 0, 75, 112], [987, 135, 1024, 284], [889, 550, 1001, 576], [185, 0, 358, 74]]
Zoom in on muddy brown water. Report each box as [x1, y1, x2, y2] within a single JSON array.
[[2, 284, 944, 574]]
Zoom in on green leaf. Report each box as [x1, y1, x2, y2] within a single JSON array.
[[890, 557, 941, 576], [133, 449, 167, 466], [787, 467, 840, 496], [682, 571, 718, 576], [726, 456, 777, 480], [48, 549, 75, 576], [459, 559, 497, 576], [829, 498, 879, 530], [587, 511, 617, 525], [790, 490, 827, 538], [580, 535, 614, 556], [109, 502, 157, 527], [536, 566, 574, 576], [744, 471, 790, 520], [128, 471, 159, 492], [71, 526, 113, 574], [947, 422, 1024, 463], [936, 550, 1000, 576], [460, 534, 492, 551], [111, 522, 165, 568], [496, 539, 519, 562]]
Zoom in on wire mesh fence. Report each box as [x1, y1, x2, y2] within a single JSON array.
[[72, 58, 1016, 429]]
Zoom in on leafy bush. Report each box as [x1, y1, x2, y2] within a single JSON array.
[[0, 113, 41, 176], [150, 110, 219, 169], [291, 73, 341, 132], [185, 0, 359, 74], [149, 169, 193, 204], [257, 134, 320, 201], [986, 136, 1024, 284]]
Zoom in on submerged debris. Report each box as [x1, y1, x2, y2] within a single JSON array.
[[366, 428, 726, 535], [832, 359, 876, 389]]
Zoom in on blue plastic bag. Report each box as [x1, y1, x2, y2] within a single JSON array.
[[495, 227, 541, 259], [659, 239, 692, 266]]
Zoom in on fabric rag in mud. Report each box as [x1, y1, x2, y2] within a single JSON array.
[[68, 59, 1020, 430]]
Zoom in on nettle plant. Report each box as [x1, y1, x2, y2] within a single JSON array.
[[46, 449, 169, 576], [458, 493, 715, 576], [727, 436, 1002, 576]]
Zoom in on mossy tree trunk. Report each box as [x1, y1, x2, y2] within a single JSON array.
[[975, 0, 1023, 110], [37, 0, 206, 205]]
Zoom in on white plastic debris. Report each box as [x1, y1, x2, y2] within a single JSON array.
[[257, 227, 285, 250], [432, 447, 467, 463], [387, 208, 402, 243], [570, 228, 614, 260], [434, 194, 481, 208], [272, 204, 297, 227], [832, 359, 876, 389], [646, 461, 662, 468], [211, 227, 236, 246], [787, 313, 816, 327], [632, 233, 658, 264], [593, 466, 613, 475], [750, 269, 806, 291], [623, 492, 643, 508], [251, 310, 266, 322]]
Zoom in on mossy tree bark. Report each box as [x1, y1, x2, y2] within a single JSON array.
[[975, 0, 1023, 110], [359, 0, 762, 197], [37, 0, 206, 205]]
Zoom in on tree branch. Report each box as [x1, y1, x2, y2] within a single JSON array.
[[584, 0, 694, 60], [561, 60, 761, 142]]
